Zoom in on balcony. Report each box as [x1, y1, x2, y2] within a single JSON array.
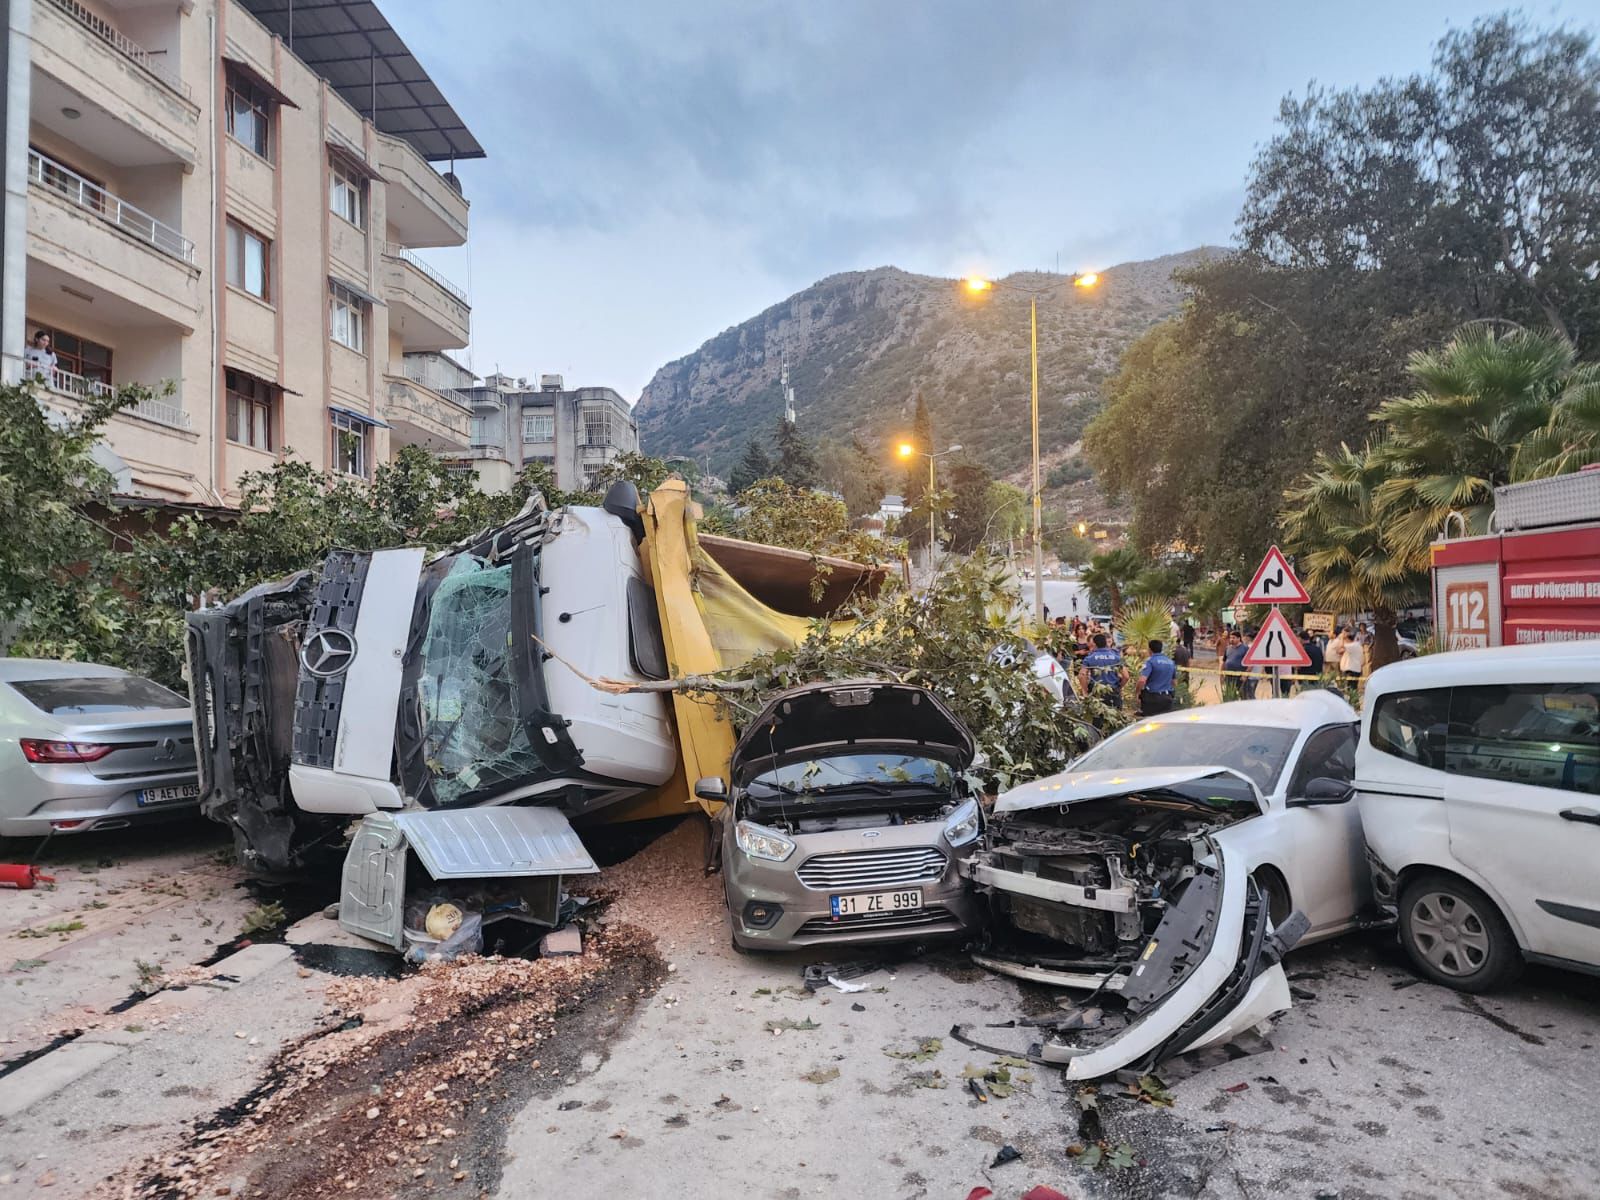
[[39, 366, 191, 432], [383, 373, 470, 453], [377, 132, 468, 247], [382, 244, 469, 352], [28, 153, 201, 330], [31, 0, 199, 168]]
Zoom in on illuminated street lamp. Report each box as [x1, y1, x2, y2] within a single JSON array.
[[960, 270, 1100, 629], [896, 440, 963, 563]]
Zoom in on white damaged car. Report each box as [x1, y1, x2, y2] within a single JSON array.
[[961, 691, 1371, 1077]]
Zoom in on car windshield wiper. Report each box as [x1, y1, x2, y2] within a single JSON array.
[[746, 779, 807, 798]]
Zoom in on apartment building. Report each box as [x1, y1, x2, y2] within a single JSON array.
[[460, 373, 640, 495], [7, 0, 481, 504]]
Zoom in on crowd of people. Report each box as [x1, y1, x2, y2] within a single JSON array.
[[1043, 611, 1380, 721]]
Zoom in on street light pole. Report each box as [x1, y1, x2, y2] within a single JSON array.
[[928, 453, 937, 561], [1030, 298, 1043, 633]]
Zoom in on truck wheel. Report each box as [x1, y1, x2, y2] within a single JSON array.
[[1398, 872, 1522, 993]]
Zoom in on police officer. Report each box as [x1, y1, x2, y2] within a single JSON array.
[[1078, 633, 1126, 711], [1136, 639, 1178, 716]]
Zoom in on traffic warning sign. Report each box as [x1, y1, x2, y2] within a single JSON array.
[[1241, 545, 1310, 606], [1242, 606, 1312, 668]]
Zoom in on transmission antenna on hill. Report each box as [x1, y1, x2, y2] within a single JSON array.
[[781, 359, 798, 425]]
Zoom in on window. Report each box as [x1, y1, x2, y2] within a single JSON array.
[[581, 403, 612, 446], [626, 576, 669, 680], [331, 410, 368, 477], [1446, 684, 1599, 796], [225, 369, 275, 450], [9, 674, 187, 715], [329, 282, 367, 353], [329, 160, 365, 228], [522, 411, 555, 442], [1288, 723, 1358, 796], [1369, 689, 1451, 769], [1073, 722, 1298, 795], [28, 322, 112, 386], [226, 72, 273, 159], [226, 220, 270, 300]]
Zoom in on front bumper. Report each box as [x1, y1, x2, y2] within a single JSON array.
[[727, 841, 983, 949]]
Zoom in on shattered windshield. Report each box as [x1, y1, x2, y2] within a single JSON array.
[[1071, 723, 1297, 794], [748, 753, 954, 799], [416, 555, 545, 805]]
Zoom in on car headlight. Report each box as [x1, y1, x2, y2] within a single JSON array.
[[734, 820, 796, 862], [943, 798, 981, 847]]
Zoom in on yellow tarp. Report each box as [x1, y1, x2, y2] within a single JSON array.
[[595, 479, 878, 822]]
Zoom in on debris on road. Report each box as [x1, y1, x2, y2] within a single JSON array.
[[990, 1143, 1022, 1167], [0, 864, 55, 889], [540, 926, 583, 957], [883, 1036, 943, 1061]]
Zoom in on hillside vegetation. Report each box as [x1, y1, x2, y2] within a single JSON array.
[[636, 249, 1217, 513]]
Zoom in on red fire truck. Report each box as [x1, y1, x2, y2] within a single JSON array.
[[1431, 468, 1600, 649]]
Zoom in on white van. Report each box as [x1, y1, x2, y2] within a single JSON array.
[[1355, 643, 1600, 991]]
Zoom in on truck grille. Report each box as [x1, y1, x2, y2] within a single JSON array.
[[796, 846, 948, 890], [798, 907, 955, 936]]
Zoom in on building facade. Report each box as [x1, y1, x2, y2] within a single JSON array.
[[7, 0, 481, 504], [461, 373, 639, 495]]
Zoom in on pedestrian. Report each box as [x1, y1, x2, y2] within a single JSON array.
[[1339, 628, 1365, 697], [1172, 637, 1193, 671], [1180, 620, 1195, 654], [24, 329, 56, 381], [1136, 639, 1177, 716], [1301, 628, 1325, 678], [1079, 633, 1127, 713]]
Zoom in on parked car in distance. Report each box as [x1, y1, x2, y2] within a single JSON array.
[[0, 659, 199, 839], [1357, 643, 1600, 992], [712, 680, 985, 950], [989, 640, 1068, 703]]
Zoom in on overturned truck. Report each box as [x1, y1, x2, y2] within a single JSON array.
[[186, 480, 885, 928]]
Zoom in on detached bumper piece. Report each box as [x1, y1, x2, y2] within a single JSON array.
[[957, 853, 1308, 1080]]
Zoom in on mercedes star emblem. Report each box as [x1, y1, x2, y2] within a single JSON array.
[[300, 628, 358, 678]]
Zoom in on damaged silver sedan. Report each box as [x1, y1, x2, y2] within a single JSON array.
[[961, 693, 1371, 1078]]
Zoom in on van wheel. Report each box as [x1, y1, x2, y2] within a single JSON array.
[[1398, 873, 1522, 993]]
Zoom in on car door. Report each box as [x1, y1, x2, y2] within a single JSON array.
[[1443, 683, 1600, 967], [1282, 722, 1369, 936]]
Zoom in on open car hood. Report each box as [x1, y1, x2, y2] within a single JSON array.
[[994, 765, 1265, 816], [729, 680, 976, 783]]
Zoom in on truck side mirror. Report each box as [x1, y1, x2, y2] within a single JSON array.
[[694, 777, 727, 801]]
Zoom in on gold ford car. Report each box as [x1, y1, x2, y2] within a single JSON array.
[[705, 680, 985, 951]]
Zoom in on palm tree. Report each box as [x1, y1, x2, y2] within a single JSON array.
[[1370, 326, 1572, 573], [1281, 442, 1425, 670], [1515, 360, 1600, 479], [1185, 576, 1234, 665], [1079, 547, 1143, 620], [1128, 567, 1184, 603]]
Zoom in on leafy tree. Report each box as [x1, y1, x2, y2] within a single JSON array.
[[589, 450, 675, 498], [1078, 547, 1144, 619], [1088, 15, 1600, 567], [1185, 576, 1236, 663], [729, 552, 1112, 791], [1281, 443, 1425, 669], [720, 478, 890, 564], [816, 435, 888, 518], [944, 459, 997, 554], [1048, 529, 1094, 567], [772, 416, 820, 491], [1128, 567, 1184, 603], [985, 482, 1029, 544], [728, 438, 773, 493], [901, 392, 937, 550]]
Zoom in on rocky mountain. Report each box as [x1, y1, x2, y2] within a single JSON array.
[[635, 247, 1222, 517]]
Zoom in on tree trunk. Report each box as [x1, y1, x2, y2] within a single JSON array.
[[1109, 583, 1122, 622], [1369, 605, 1401, 671]]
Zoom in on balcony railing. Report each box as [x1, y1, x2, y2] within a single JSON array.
[[383, 243, 468, 302], [39, 366, 192, 431], [399, 358, 474, 409], [44, 0, 192, 101], [29, 150, 195, 264]]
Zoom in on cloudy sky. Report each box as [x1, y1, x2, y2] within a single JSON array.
[[388, 0, 1591, 400]]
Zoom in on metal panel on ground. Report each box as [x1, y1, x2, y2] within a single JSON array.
[[391, 807, 598, 879]]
